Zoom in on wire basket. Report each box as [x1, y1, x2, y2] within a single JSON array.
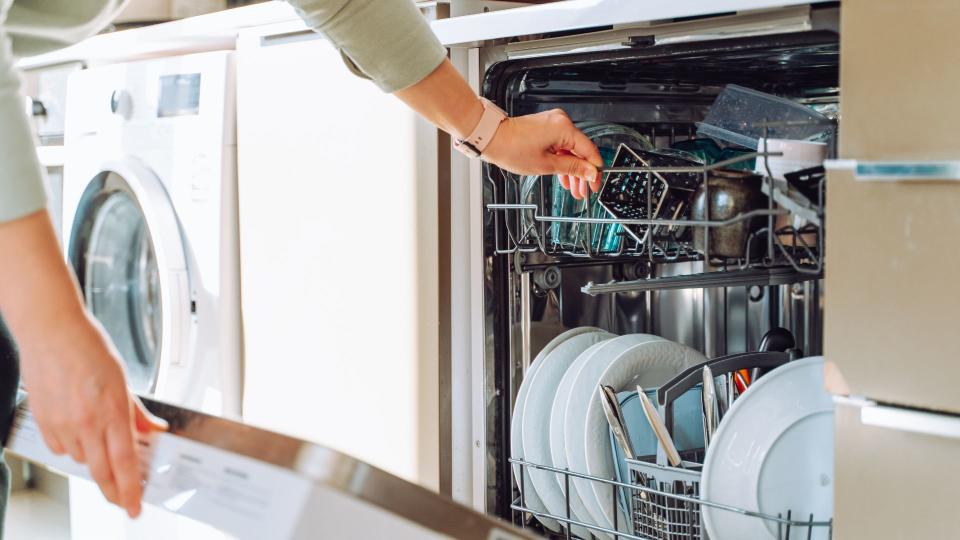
[[485, 138, 826, 282], [625, 457, 833, 540], [628, 459, 704, 540], [510, 457, 832, 540]]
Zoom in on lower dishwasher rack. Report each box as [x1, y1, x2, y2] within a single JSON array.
[[510, 458, 833, 540]]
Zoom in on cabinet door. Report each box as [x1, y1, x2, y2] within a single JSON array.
[[840, 0, 960, 160], [236, 24, 439, 488], [834, 400, 960, 540], [824, 167, 960, 412]]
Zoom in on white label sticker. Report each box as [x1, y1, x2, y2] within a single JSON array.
[[7, 408, 312, 540]]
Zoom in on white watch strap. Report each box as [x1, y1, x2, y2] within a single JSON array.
[[455, 98, 507, 158]]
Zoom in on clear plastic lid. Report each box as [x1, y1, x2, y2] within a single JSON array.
[[696, 84, 833, 150]]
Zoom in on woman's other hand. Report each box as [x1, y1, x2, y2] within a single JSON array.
[[0, 210, 167, 518], [20, 310, 168, 518]]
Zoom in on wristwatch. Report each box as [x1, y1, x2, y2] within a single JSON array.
[[454, 98, 508, 159]]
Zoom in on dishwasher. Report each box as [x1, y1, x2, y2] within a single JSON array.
[[442, 5, 839, 539]]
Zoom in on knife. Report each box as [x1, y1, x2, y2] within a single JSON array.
[[599, 384, 636, 460], [702, 366, 719, 448], [636, 385, 683, 468]]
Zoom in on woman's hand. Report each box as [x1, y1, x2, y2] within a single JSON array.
[[0, 210, 167, 518], [482, 109, 603, 200], [19, 310, 168, 518], [394, 60, 603, 199]]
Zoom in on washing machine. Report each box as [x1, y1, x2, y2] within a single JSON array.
[[62, 51, 241, 540], [62, 51, 242, 417]]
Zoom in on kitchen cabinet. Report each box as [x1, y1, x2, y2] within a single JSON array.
[[236, 21, 440, 489], [826, 0, 960, 414], [825, 1, 960, 538], [825, 167, 960, 412], [834, 400, 960, 539], [839, 0, 960, 161]]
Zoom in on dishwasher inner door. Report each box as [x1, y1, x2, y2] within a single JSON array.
[[7, 397, 532, 540]]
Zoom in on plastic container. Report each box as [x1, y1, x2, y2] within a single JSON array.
[[696, 84, 833, 150]]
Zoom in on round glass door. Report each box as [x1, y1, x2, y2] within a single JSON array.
[[69, 170, 184, 394]]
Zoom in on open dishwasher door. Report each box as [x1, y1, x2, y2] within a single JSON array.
[[6, 397, 531, 540]]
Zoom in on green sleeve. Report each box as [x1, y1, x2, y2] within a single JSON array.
[[286, 0, 446, 93], [0, 26, 46, 223]]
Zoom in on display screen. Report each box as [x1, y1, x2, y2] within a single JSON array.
[[158, 73, 201, 117]]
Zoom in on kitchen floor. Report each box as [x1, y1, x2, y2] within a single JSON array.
[[7, 488, 69, 539], [5, 458, 70, 539]]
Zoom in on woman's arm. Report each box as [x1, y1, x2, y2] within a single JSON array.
[[0, 27, 165, 518], [289, 0, 603, 198]]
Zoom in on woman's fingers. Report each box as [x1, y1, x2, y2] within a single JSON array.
[[132, 396, 168, 434], [36, 421, 66, 456], [83, 433, 119, 506], [548, 153, 598, 200], [558, 117, 604, 170], [106, 405, 143, 518], [64, 437, 86, 464]]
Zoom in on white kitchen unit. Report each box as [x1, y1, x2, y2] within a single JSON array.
[[235, 21, 441, 489]]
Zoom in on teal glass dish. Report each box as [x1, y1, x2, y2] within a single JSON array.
[[521, 122, 653, 254]]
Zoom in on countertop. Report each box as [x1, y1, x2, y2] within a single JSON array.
[[18, 0, 831, 70]]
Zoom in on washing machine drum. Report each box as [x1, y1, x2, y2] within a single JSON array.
[[69, 170, 182, 394]]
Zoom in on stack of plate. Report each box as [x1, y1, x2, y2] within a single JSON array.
[[511, 327, 705, 537]]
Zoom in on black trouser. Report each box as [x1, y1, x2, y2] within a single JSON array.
[[0, 316, 22, 540]]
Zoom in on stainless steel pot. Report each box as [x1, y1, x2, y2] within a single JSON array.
[[690, 169, 766, 259]]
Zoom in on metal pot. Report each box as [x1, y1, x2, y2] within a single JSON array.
[[690, 169, 766, 259]]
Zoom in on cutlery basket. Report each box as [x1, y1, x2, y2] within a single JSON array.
[[626, 458, 705, 540], [624, 349, 793, 540]]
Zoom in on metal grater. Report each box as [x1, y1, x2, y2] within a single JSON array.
[[598, 144, 703, 245]]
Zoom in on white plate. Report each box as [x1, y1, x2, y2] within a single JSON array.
[[701, 356, 833, 540], [522, 329, 615, 533], [544, 339, 625, 538], [563, 335, 699, 538], [582, 340, 706, 533], [510, 326, 607, 531]]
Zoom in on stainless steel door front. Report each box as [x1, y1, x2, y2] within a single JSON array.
[[68, 163, 190, 394]]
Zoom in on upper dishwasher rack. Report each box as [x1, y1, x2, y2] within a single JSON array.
[[485, 145, 825, 290]]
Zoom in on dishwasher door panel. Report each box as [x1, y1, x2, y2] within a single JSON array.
[[839, 0, 960, 161], [835, 400, 960, 540]]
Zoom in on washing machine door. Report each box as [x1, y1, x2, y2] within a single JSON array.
[[68, 160, 190, 395]]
